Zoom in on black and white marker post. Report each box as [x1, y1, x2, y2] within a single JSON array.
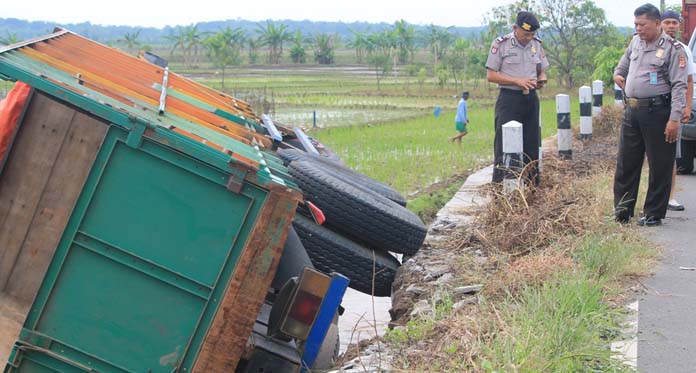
[[502, 120, 524, 193], [579, 85, 593, 140], [556, 94, 572, 159], [614, 82, 623, 105], [592, 80, 604, 116]]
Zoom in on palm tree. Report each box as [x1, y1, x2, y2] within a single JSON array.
[[0, 32, 21, 46], [164, 27, 189, 65], [289, 30, 306, 64], [119, 30, 141, 54], [426, 25, 454, 66], [256, 20, 291, 64], [204, 26, 246, 89], [185, 24, 207, 67], [313, 33, 335, 65], [393, 20, 415, 64], [347, 29, 370, 63]]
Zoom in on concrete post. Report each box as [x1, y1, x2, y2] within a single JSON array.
[[502, 121, 524, 193], [579, 86, 593, 140], [614, 82, 624, 105], [556, 94, 572, 159], [592, 80, 604, 116]]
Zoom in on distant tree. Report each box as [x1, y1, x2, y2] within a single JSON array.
[[425, 25, 454, 66], [256, 20, 292, 64], [443, 38, 469, 89], [0, 32, 20, 46], [484, 0, 535, 40], [119, 29, 141, 54], [204, 26, 245, 88], [536, 0, 616, 88], [313, 33, 335, 65], [247, 36, 261, 64], [347, 29, 370, 63], [393, 20, 415, 64], [185, 24, 207, 67], [289, 30, 307, 64], [466, 36, 489, 88], [417, 67, 428, 91], [368, 54, 391, 90], [164, 27, 189, 65]]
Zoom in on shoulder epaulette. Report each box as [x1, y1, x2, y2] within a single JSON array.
[[494, 35, 510, 45], [670, 37, 683, 49], [534, 36, 543, 43]]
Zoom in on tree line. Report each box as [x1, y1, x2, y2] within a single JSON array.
[[5, 0, 678, 91]]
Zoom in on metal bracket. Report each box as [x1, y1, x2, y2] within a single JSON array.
[[126, 119, 146, 149], [19, 328, 53, 348], [226, 170, 248, 194]]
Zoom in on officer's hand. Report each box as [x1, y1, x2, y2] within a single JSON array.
[[665, 120, 679, 143], [682, 106, 693, 123], [613, 75, 626, 90], [516, 78, 537, 90]]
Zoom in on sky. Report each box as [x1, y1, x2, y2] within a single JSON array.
[[2, 0, 685, 29]]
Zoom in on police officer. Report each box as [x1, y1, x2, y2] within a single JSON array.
[[486, 11, 550, 185], [613, 3, 688, 226]]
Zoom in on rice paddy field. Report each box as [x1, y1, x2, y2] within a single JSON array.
[[184, 65, 593, 200]]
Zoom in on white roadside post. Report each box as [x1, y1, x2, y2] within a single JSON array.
[[556, 94, 572, 159], [579, 86, 593, 140], [614, 82, 624, 105], [502, 121, 524, 194], [592, 80, 604, 116]]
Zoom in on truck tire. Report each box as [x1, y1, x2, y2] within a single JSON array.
[[293, 215, 400, 296], [271, 227, 313, 291], [311, 315, 340, 370], [289, 160, 426, 255], [677, 140, 695, 174], [277, 148, 407, 207]]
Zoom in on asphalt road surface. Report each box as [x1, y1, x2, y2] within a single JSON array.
[[638, 172, 696, 372]]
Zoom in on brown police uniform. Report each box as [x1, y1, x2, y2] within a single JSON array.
[[486, 32, 550, 184], [614, 31, 688, 222]]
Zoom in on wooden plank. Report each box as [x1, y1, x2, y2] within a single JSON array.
[[6, 107, 107, 302], [193, 189, 299, 372], [0, 93, 75, 291]]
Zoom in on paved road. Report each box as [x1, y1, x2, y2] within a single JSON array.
[[638, 172, 696, 372]]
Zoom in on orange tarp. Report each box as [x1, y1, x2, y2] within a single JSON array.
[[0, 82, 32, 163]]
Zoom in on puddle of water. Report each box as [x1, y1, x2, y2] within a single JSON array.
[[338, 288, 392, 353]]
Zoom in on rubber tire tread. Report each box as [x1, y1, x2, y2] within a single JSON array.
[[278, 148, 407, 206], [289, 160, 425, 254], [293, 215, 400, 296]]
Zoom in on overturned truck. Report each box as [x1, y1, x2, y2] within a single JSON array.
[[0, 28, 427, 371]]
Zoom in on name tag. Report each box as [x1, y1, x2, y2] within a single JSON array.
[[649, 71, 658, 85]]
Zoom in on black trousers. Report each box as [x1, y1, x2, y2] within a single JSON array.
[[492, 89, 540, 184], [614, 104, 676, 220]]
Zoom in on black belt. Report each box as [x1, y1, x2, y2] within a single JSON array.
[[500, 88, 536, 95], [625, 94, 671, 109]]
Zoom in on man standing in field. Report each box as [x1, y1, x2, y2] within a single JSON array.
[[486, 11, 549, 185], [451, 91, 470, 144], [661, 9, 694, 212], [613, 4, 688, 226]]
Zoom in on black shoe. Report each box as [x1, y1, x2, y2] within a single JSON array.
[[668, 199, 685, 211], [637, 216, 662, 227]]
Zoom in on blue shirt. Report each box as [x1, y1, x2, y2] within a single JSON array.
[[455, 98, 468, 122]]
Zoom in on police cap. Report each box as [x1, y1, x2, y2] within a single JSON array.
[[661, 10, 681, 22], [516, 11, 540, 32]]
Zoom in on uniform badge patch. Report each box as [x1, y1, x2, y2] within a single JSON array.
[[491, 46, 498, 54], [656, 48, 664, 58], [680, 54, 687, 68], [531, 46, 536, 54]]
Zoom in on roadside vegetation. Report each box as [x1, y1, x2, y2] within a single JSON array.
[[381, 106, 657, 371]]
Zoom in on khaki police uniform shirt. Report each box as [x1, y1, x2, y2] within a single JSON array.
[[615, 31, 688, 122], [485, 32, 550, 90]]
